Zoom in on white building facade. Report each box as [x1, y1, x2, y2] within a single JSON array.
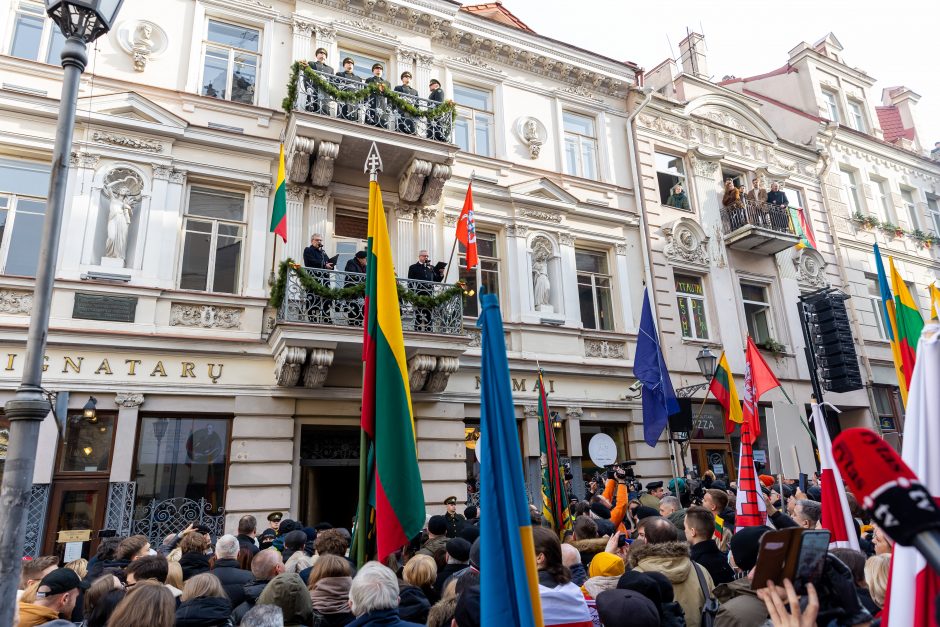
[[0, 0, 663, 560]]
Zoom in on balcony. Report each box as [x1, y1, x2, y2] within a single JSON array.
[[721, 200, 800, 255], [268, 266, 468, 391], [284, 67, 457, 193]]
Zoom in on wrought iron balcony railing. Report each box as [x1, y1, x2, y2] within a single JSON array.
[[721, 200, 797, 237], [277, 266, 464, 335], [293, 70, 454, 143]]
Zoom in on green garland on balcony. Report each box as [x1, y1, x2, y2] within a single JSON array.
[[269, 259, 466, 310], [282, 62, 457, 122]]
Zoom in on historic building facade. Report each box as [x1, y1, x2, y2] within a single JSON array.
[[0, 0, 658, 559]]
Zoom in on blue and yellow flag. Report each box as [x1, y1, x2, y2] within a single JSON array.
[[479, 291, 543, 627]]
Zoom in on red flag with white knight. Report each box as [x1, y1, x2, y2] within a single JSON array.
[[455, 183, 478, 270], [735, 421, 767, 530], [741, 336, 783, 444]]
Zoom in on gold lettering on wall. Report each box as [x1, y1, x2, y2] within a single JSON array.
[[125, 359, 141, 375], [181, 362, 196, 378], [475, 374, 556, 393], [0, 351, 230, 383], [62, 356, 83, 373], [42, 355, 48, 372], [5, 354, 14, 371], [150, 361, 167, 377], [95, 359, 113, 375], [207, 363, 223, 384], [512, 378, 527, 392]]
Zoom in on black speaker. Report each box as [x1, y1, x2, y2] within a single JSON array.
[[802, 290, 863, 393], [669, 398, 693, 432]]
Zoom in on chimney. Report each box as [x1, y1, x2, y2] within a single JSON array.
[[884, 86, 922, 149], [679, 32, 708, 79]]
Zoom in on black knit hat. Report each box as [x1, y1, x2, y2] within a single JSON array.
[[729, 525, 771, 572], [634, 506, 659, 521], [590, 502, 611, 520], [446, 537, 471, 562], [428, 515, 447, 535]]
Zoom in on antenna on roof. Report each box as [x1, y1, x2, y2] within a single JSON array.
[[687, 26, 696, 76], [666, 33, 676, 65]]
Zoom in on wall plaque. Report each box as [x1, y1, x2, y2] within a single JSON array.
[[73, 293, 137, 322]]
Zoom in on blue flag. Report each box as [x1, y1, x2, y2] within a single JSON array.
[[478, 292, 543, 627], [634, 288, 679, 447]]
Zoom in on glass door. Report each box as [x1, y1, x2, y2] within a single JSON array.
[[691, 442, 737, 483], [43, 479, 109, 560]]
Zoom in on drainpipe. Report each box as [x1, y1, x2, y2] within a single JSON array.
[[625, 85, 683, 478], [814, 124, 880, 431]]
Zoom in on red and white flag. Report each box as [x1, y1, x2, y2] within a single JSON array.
[[455, 183, 478, 270], [883, 324, 940, 626], [735, 421, 768, 530], [741, 336, 782, 444], [811, 403, 859, 551]]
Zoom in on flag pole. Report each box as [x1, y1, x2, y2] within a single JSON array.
[[446, 171, 475, 278]]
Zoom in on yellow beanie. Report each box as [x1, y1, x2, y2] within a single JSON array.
[[588, 552, 625, 578]]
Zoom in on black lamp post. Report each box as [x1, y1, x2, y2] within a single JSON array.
[[695, 347, 718, 380], [0, 1, 122, 619]]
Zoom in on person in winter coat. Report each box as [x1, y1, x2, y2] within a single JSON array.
[[432, 538, 471, 596], [233, 549, 285, 623], [308, 554, 355, 627], [211, 535, 254, 608], [569, 516, 609, 567], [417, 516, 449, 558], [630, 517, 714, 627], [659, 496, 688, 542], [617, 570, 686, 627], [107, 580, 175, 627], [596, 589, 661, 627], [402, 554, 439, 606], [581, 551, 626, 626], [685, 507, 734, 586], [561, 543, 588, 586], [347, 562, 424, 627], [175, 573, 234, 627], [178, 532, 212, 581], [533, 526, 593, 627], [665, 183, 691, 210], [712, 526, 771, 627], [257, 572, 314, 627], [397, 582, 431, 625]]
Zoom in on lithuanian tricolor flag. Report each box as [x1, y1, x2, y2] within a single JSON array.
[[714, 512, 725, 541], [930, 283, 940, 320], [788, 206, 817, 250], [269, 144, 288, 242], [889, 257, 925, 394], [707, 351, 743, 434], [874, 244, 909, 406], [355, 179, 425, 563]]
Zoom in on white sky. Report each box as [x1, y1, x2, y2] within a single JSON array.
[[502, 0, 940, 150]]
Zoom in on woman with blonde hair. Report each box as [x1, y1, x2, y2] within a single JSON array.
[[63, 558, 87, 580], [865, 554, 891, 616], [403, 553, 439, 604], [176, 572, 233, 626], [82, 574, 124, 626], [108, 580, 175, 627], [166, 560, 184, 598], [308, 554, 354, 626]]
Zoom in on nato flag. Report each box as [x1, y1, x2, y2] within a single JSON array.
[[634, 287, 679, 447]]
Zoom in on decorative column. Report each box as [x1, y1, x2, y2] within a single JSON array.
[[395, 206, 416, 273], [613, 241, 636, 329], [557, 232, 581, 327], [157, 169, 186, 286], [307, 188, 330, 253], [415, 52, 435, 98], [248, 182, 272, 297], [442, 213, 458, 283], [138, 164, 171, 283], [291, 18, 313, 62], [60, 152, 99, 276], [285, 186, 306, 262], [417, 207, 437, 259], [565, 406, 585, 499], [505, 224, 529, 321], [313, 25, 337, 66], [396, 48, 416, 87], [111, 393, 144, 483]]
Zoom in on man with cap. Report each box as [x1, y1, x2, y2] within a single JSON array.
[[443, 496, 466, 538], [18, 568, 88, 627], [267, 511, 282, 533], [433, 537, 471, 594], [418, 515, 449, 557], [713, 526, 772, 626], [639, 481, 665, 510], [365, 62, 391, 128], [426, 78, 448, 141], [393, 71, 419, 134], [335, 57, 361, 121], [306, 47, 334, 114]]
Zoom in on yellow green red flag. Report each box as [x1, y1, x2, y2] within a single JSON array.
[[889, 257, 924, 394], [269, 144, 287, 242]]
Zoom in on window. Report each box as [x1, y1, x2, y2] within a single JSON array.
[[453, 84, 494, 157], [460, 231, 499, 318], [822, 89, 841, 123], [872, 178, 891, 223], [58, 412, 115, 473], [675, 274, 709, 340], [179, 187, 245, 294], [847, 100, 867, 132], [865, 273, 890, 340], [563, 112, 599, 180], [901, 189, 919, 230], [656, 152, 688, 206], [840, 169, 862, 215], [134, 416, 230, 517], [576, 250, 613, 330], [740, 281, 773, 344], [0, 158, 50, 277], [872, 385, 902, 432], [927, 196, 940, 235], [337, 49, 387, 80], [781, 186, 804, 209], [9, 1, 65, 63], [201, 19, 260, 104]]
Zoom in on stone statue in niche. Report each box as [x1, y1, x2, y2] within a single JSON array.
[[102, 168, 143, 261], [530, 235, 554, 312], [132, 23, 154, 71]]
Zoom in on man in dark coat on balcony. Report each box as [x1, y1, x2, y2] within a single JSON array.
[[427, 78, 448, 141], [365, 63, 391, 128], [335, 57, 361, 121], [303, 233, 333, 270], [306, 48, 333, 114], [408, 250, 443, 332], [394, 71, 419, 135], [343, 251, 367, 324]]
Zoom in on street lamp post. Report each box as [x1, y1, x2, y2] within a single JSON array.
[[0, 1, 122, 620]]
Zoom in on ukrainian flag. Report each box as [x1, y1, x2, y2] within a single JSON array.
[[478, 291, 543, 627]]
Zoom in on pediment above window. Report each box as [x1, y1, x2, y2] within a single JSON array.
[[662, 217, 710, 269]]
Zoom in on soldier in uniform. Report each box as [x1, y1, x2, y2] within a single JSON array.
[[394, 71, 419, 135], [308, 47, 334, 115], [364, 62, 391, 128], [258, 511, 282, 550], [639, 481, 665, 510], [443, 496, 466, 538], [427, 78, 448, 142], [335, 57, 361, 121]]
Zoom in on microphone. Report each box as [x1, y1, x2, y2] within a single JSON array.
[[832, 427, 940, 574]]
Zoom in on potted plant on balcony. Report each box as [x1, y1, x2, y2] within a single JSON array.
[[851, 211, 879, 230], [878, 221, 904, 238], [757, 338, 786, 356], [908, 229, 938, 249]]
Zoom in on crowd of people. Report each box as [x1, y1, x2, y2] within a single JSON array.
[[13, 472, 896, 627]]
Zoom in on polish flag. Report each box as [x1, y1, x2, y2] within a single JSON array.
[[455, 183, 478, 270], [883, 324, 940, 626], [811, 403, 859, 550]]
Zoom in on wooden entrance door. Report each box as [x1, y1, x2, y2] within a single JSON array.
[[690, 442, 737, 483], [42, 478, 110, 561]]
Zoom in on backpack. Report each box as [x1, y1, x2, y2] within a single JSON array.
[[692, 562, 720, 627]]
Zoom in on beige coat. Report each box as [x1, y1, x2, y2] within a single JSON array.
[[630, 541, 714, 627]]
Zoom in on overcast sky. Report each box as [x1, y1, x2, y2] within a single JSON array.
[[503, 0, 939, 150]]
